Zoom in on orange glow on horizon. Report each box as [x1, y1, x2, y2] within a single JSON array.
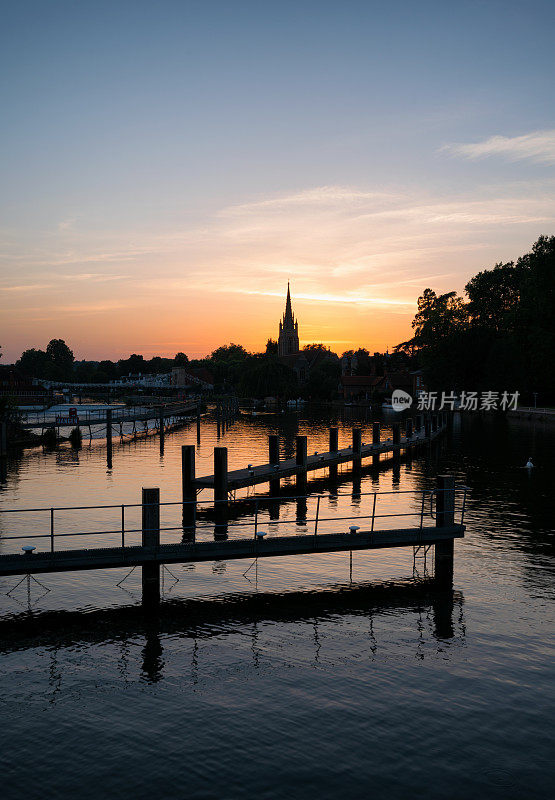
[[1, 287, 415, 362]]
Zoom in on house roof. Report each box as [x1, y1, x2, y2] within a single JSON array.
[[341, 375, 383, 387]]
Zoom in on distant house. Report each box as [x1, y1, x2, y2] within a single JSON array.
[[0, 366, 52, 406], [171, 367, 214, 391], [341, 375, 384, 402], [341, 369, 416, 402]]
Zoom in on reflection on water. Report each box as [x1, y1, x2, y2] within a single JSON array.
[[0, 582, 464, 685], [0, 410, 554, 799]]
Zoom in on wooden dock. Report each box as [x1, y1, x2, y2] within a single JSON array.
[[18, 400, 200, 430], [188, 413, 448, 501], [0, 525, 463, 578], [0, 475, 464, 607], [195, 428, 442, 491]]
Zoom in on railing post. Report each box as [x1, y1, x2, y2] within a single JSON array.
[[371, 492, 377, 532], [121, 504, 125, 551], [142, 487, 160, 607], [434, 475, 455, 587], [50, 507, 54, 553], [314, 495, 321, 537]]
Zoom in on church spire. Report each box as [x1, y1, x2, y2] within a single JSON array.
[[278, 282, 300, 357], [284, 281, 294, 325]]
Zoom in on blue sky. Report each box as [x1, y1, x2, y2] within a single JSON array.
[[1, 0, 554, 359]]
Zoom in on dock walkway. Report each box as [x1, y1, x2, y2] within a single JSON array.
[[195, 418, 445, 492], [0, 475, 464, 605], [0, 525, 463, 578], [19, 400, 200, 430]]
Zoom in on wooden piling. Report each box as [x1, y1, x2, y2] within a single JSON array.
[[269, 434, 280, 496], [392, 423, 401, 461], [106, 409, 113, 467], [214, 447, 228, 503], [142, 487, 160, 607], [159, 406, 165, 448], [372, 421, 380, 466], [352, 428, 362, 472], [0, 421, 7, 457], [329, 427, 338, 480], [296, 435, 308, 494], [405, 417, 413, 440], [424, 415, 431, 439], [181, 445, 196, 535], [435, 475, 455, 587]]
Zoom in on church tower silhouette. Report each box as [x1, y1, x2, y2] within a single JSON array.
[[278, 282, 300, 356]]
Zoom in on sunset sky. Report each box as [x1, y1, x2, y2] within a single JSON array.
[[1, 0, 554, 362]]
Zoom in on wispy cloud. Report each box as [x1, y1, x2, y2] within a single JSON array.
[[440, 130, 555, 165], [3, 180, 555, 360], [58, 217, 77, 232]]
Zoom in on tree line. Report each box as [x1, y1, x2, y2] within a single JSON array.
[[11, 339, 345, 400], [396, 236, 555, 403], [13, 343, 191, 383], [10, 236, 551, 403]]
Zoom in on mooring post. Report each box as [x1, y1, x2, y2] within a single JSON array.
[[424, 415, 431, 439], [181, 445, 196, 537], [269, 434, 280, 496], [329, 427, 338, 480], [352, 428, 362, 472], [392, 423, 401, 461], [106, 408, 113, 467], [372, 421, 380, 466], [432, 414, 438, 433], [214, 446, 228, 523], [159, 406, 165, 449], [214, 446, 228, 500], [0, 421, 7, 457], [435, 474, 455, 587], [296, 435, 308, 494], [415, 414, 423, 433], [142, 487, 160, 607], [405, 417, 413, 457]]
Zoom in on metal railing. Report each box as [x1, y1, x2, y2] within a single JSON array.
[[18, 400, 200, 427], [0, 486, 468, 556]]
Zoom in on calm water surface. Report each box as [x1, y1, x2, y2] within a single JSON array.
[[0, 410, 553, 799]]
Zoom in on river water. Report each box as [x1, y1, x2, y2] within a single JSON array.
[[0, 410, 553, 799]]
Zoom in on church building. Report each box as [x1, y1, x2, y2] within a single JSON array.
[[277, 283, 309, 382]]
